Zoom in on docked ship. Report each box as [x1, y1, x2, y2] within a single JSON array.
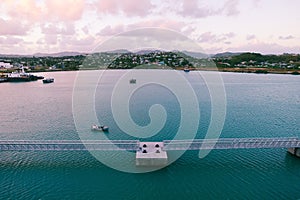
[[7, 67, 44, 82]]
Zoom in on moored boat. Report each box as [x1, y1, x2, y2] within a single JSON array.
[[183, 67, 190, 72], [43, 78, 54, 84], [91, 125, 109, 132], [129, 79, 136, 84], [36, 76, 44, 80]]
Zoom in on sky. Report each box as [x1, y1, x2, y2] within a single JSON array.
[[0, 0, 300, 55]]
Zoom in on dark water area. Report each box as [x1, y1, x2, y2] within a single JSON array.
[[0, 70, 299, 199]]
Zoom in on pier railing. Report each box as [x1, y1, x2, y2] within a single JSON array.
[[0, 140, 140, 151], [0, 137, 299, 151], [163, 137, 300, 150]]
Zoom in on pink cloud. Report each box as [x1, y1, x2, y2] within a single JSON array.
[[179, 0, 210, 18], [279, 35, 295, 40], [41, 23, 75, 35], [128, 20, 186, 31], [246, 34, 256, 40], [252, 0, 261, 7], [61, 35, 96, 46], [121, 0, 154, 17], [82, 26, 89, 34], [0, 36, 23, 45], [227, 42, 300, 54], [224, 32, 235, 38], [198, 32, 235, 43], [97, 19, 187, 36], [2, 0, 85, 23], [97, 25, 126, 36], [95, 0, 154, 17], [181, 26, 196, 35], [95, 0, 118, 14], [44, 35, 58, 45], [44, 0, 85, 21], [198, 32, 217, 43], [222, 0, 239, 16], [6, 0, 43, 22], [36, 35, 58, 46], [0, 18, 29, 35], [35, 35, 96, 54], [178, 0, 239, 18]]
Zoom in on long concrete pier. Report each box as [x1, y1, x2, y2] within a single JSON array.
[[0, 137, 300, 166]]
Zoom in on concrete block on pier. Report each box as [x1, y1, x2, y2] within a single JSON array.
[[136, 142, 168, 166], [288, 148, 300, 157]]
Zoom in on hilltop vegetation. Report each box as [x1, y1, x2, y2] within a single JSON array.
[[214, 52, 300, 69], [0, 55, 85, 71], [107, 51, 192, 69], [0, 51, 299, 74]]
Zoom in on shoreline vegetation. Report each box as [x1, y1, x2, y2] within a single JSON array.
[[178, 67, 300, 75], [0, 51, 299, 76]]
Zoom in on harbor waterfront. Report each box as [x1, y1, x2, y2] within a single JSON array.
[[0, 70, 300, 199]]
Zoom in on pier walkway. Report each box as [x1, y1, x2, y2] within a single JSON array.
[[0, 137, 299, 151], [163, 137, 300, 150], [0, 140, 140, 151]]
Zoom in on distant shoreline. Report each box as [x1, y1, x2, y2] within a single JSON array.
[[25, 67, 300, 75], [1, 51, 299, 76], [182, 67, 300, 75], [1, 67, 299, 77]]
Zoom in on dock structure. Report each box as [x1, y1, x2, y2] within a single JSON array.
[[0, 137, 300, 166], [287, 147, 300, 157], [136, 142, 167, 166]]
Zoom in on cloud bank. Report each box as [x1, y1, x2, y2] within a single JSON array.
[[0, 0, 299, 54]]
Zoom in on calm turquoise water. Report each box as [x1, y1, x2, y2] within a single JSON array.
[[0, 70, 300, 199]]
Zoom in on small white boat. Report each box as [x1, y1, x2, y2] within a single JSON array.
[[91, 125, 109, 132]]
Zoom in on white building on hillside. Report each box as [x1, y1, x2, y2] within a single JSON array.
[[0, 62, 13, 69]]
